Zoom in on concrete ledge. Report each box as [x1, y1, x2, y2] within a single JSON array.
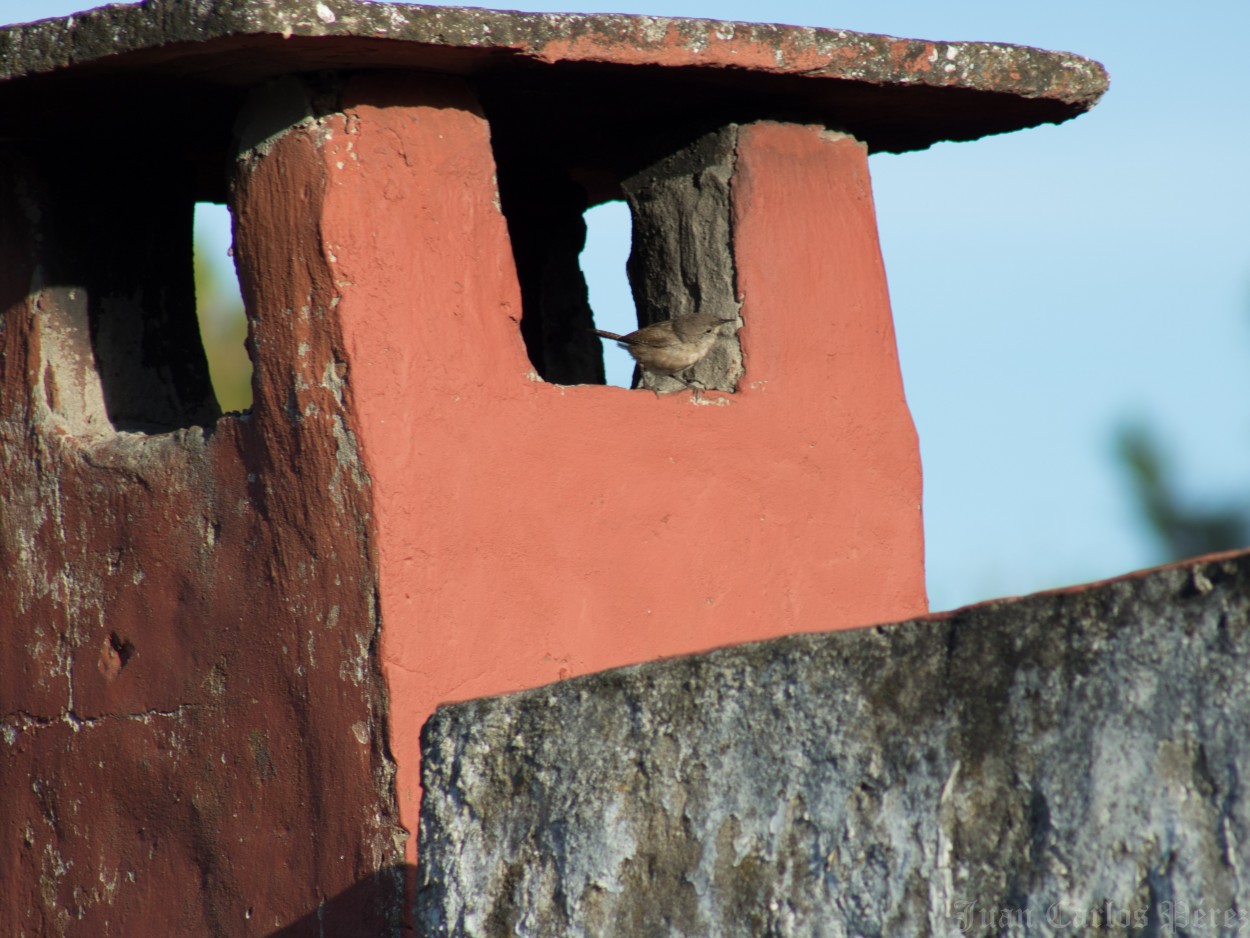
[[0, 0, 1108, 154], [417, 550, 1250, 936]]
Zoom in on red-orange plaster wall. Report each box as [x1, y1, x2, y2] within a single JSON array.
[[281, 74, 925, 868]]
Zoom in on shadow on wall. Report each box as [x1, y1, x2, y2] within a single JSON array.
[[265, 866, 413, 938]]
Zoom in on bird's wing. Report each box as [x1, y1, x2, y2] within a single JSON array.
[[617, 324, 676, 348]]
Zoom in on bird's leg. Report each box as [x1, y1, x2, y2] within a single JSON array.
[[678, 369, 706, 392]]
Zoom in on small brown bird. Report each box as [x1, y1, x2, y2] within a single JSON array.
[[591, 313, 737, 382]]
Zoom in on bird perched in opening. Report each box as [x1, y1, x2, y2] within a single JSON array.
[[591, 313, 737, 385]]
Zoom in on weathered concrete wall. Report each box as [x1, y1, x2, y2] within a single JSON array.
[[417, 550, 1250, 936]]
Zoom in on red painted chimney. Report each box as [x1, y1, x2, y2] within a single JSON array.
[[0, 2, 1107, 931]]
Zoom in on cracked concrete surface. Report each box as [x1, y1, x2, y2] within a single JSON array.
[[417, 551, 1250, 936]]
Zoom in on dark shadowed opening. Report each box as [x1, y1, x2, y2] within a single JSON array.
[[30, 144, 222, 433]]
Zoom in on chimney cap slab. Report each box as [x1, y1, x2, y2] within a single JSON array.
[[0, 0, 1108, 154]]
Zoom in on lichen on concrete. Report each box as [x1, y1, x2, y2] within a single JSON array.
[[417, 551, 1250, 936]]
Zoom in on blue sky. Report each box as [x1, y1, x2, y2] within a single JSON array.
[[6, 0, 1248, 611]]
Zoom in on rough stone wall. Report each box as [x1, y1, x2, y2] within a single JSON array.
[[0, 116, 404, 934], [417, 550, 1250, 936]]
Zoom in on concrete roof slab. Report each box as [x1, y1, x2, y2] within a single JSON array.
[[0, 0, 1108, 154]]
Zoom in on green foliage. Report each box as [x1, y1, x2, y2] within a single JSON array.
[[1115, 422, 1249, 562], [193, 237, 252, 413]]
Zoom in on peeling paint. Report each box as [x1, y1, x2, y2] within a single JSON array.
[[2, 83, 404, 934]]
